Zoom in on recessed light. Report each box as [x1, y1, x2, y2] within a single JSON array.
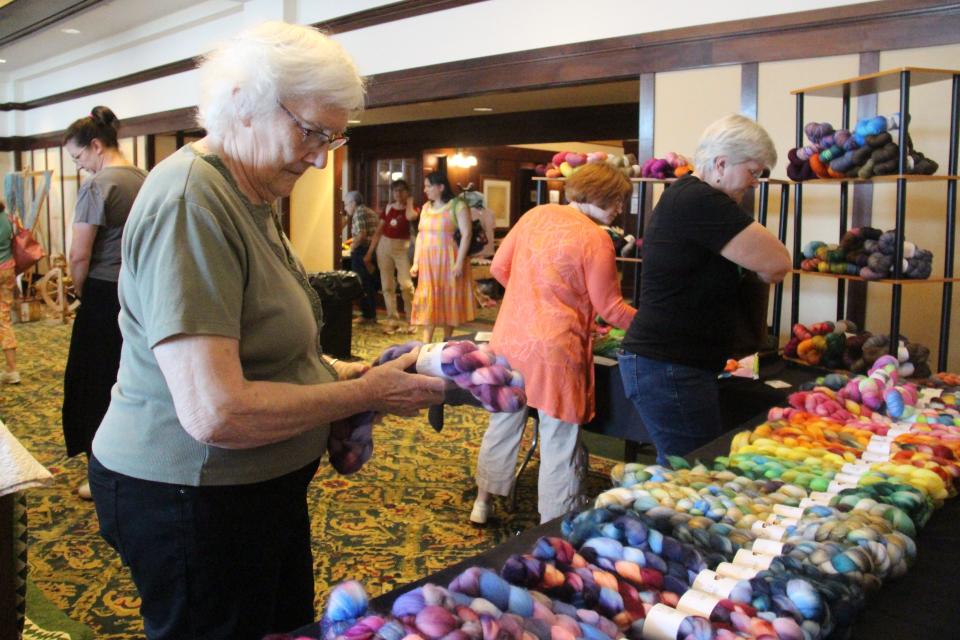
[[473, 107, 493, 112], [347, 119, 361, 124], [0, 59, 6, 64], [61, 28, 81, 34]]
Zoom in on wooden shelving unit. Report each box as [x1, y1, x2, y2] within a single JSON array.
[[789, 67, 959, 369]]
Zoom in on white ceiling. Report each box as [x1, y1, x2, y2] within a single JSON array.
[[0, 0, 202, 71]]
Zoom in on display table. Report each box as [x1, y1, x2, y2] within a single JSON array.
[[291, 418, 960, 640]]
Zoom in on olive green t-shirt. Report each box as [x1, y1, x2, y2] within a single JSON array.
[[92, 144, 334, 486]]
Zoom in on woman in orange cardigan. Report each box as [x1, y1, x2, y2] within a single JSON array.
[[471, 162, 636, 524]]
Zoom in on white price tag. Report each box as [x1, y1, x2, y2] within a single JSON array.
[[861, 450, 890, 463], [415, 342, 449, 377], [773, 504, 804, 519], [642, 604, 688, 640], [828, 480, 857, 493], [692, 570, 738, 599], [808, 491, 836, 504], [751, 538, 785, 557], [887, 424, 910, 436], [833, 472, 863, 485], [841, 462, 871, 476], [716, 561, 759, 580], [734, 548, 775, 570], [867, 438, 892, 456], [765, 513, 799, 528], [752, 521, 787, 541], [676, 590, 721, 618]]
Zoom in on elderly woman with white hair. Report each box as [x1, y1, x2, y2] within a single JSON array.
[[88, 22, 444, 639], [618, 114, 791, 465]]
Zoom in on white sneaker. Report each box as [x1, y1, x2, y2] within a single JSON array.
[[470, 499, 491, 525], [1, 370, 20, 384]]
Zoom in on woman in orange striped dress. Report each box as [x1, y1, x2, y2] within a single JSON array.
[[409, 173, 475, 342]]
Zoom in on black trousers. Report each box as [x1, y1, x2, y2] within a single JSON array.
[[89, 456, 320, 640], [62, 277, 122, 457]]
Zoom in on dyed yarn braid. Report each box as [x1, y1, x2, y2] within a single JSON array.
[[328, 340, 526, 474]]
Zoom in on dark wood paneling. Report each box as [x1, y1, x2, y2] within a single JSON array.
[[0, 107, 200, 151], [349, 104, 639, 152], [847, 51, 882, 328], [319, 0, 486, 34], [363, 0, 960, 108]]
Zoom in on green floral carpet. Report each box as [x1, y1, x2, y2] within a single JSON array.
[[2, 315, 615, 638]]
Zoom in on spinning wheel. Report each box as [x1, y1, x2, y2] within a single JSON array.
[[34, 254, 79, 322]]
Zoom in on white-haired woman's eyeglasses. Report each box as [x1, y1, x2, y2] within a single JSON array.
[[277, 101, 348, 151]]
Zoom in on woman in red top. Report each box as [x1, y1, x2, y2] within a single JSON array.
[[364, 179, 419, 333], [471, 162, 636, 524]]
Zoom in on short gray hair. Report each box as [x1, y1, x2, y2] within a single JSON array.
[[694, 114, 777, 176], [344, 190, 364, 206], [198, 21, 365, 141]]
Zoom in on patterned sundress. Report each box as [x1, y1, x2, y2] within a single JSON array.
[[410, 199, 475, 326]]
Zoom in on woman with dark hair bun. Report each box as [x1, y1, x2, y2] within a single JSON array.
[[61, 106, 147, 499]]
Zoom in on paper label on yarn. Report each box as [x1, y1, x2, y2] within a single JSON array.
[[415, 342, 449, 377], [751, 538, 785, 557], [841, 462, 872, 476], [752, 521, 787, 541], [867, 438, 892, 456], [828, 479, 858, 493], [716, 561, 759, 580], [764, 379, 792, 389], [734, 548, 775, 570], [808, 491, 836, 504], [773, 504, 805, 519], [833, 471, 864, 485], [676, 590, 722, 618], [692, 570, 739, 599], [919, 388, 943, 404], [765, 513, 799, 528], [886, 424, 911, 436], [473, 331, 493, 343], [641, 604, 687, 640], [800, 496, 831, 509], [861, 450, 891, 463]]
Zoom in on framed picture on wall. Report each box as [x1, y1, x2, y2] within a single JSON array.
[[483, 178, 512, 228]]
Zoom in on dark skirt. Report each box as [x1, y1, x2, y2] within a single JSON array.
[[62, 277, 122, 458]]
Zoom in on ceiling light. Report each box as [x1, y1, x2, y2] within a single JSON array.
[[473, 107, 493, 112], [61, 28, 81, 34], [450, 152, 478, 168], [347, 119, 361, 124], [0, 59, 6, 64]]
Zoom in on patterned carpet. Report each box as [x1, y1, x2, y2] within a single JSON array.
[[3, 311, 616, 638]]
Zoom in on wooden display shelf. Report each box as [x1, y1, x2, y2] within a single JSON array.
[[792, 174, 960, 185], [791, 269, 960, 285], [791, 66, 960, 98]]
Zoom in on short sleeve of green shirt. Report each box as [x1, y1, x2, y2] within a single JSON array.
[[124, 188, 247, 349]]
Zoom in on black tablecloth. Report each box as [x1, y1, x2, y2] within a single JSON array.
[[293, 385, 960, 639]]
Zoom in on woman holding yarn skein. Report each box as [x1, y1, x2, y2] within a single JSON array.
[[471, 162, 636, 525], [87, 23, 445, 640], [618, 114, 791, 465], [409, 172, 475, 343], [61, 106, 147, 500]]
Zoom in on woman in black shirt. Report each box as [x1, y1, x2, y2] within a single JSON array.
[[619, 114, 791, 464]]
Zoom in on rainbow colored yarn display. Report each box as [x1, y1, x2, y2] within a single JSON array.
[[328, 340, 526, 474]]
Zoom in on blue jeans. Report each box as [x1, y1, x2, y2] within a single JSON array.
[[618, 353, 722, 466], [351, 244, 378, 319]]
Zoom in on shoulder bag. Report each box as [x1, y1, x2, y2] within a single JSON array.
[[8, 214, 45, 275], [450, 198, 489, 256]]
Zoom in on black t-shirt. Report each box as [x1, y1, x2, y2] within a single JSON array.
[[621, 175, 753, 371]]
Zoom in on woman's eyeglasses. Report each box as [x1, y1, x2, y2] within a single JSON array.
[[277, 101, 348, 151]]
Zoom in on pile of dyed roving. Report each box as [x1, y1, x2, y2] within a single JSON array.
[[328, 340, 525, 474], [298, 366, 960, 640], [786, 114, 938, 181], [799, 227, 934, 281]]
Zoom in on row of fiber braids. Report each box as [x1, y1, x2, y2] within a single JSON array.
[[501, 535, 810, 640], [557, 507, 834, 639], [327, 340, 526, 474], [309, 570, 621, 640], [592, 474, 913, 584]]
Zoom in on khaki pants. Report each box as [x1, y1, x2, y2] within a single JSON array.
[[375, 237, 414, 321], [475, 409, 587, 523]]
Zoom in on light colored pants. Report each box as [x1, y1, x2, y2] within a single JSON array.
[[476, 409, 587, 523], [0, 266, 17, 351], [376, 237, 414, 321]]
